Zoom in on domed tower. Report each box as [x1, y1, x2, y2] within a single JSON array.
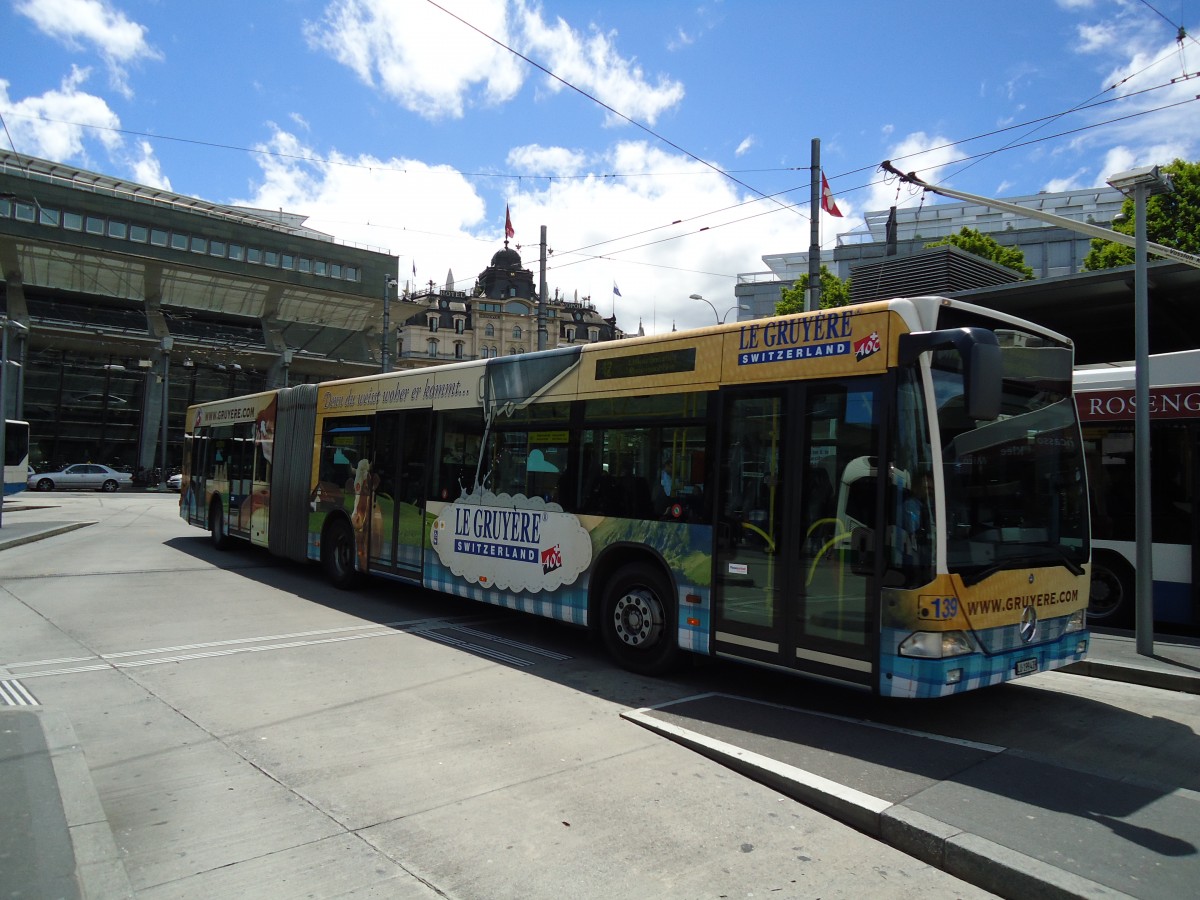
[[476, 241, 536, 302]]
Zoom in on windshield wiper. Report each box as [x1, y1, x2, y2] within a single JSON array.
[[959, 546, 1085, 587]]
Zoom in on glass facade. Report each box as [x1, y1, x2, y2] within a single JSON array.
[[22, 349, 267, 479]]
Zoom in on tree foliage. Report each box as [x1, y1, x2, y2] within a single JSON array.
[[776, 265, 852, 314], [1083, 158, 1200, 270], [924, 226, 1034, 279]]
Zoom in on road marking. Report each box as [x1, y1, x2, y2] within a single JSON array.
[[636, 691, 1005, 754], [1, 617, 571, 679], [0, 678, 38, 706]]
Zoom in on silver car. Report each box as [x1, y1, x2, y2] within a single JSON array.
[[27, 464, 133, 493]]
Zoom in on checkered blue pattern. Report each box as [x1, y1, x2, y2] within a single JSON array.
[[880, 623, 1090, 698]]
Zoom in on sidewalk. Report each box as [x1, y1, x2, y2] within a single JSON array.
[[3, 507, 1199, 899]]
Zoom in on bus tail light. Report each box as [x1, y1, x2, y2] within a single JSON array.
[[898, 630, 974, 658]]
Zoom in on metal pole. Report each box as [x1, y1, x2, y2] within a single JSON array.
[[382, 275, 395, 373], [690, 293, 720, 324], [880, 161, 1200, 271], [538, 226, 549, 351], [1132, 182, 1154, 656], [808, 138, 821, 312], [159, 337, 172, 491]]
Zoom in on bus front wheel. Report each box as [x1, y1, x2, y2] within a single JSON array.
[[322, 517, 359, 589], [601, 563, 682, 676], [1089, 552, 1134, 626]]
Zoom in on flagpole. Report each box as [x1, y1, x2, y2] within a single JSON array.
[[809, 137, 821, 312]]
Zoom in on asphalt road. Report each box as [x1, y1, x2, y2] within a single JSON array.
[[2, 492, 1198, 899]]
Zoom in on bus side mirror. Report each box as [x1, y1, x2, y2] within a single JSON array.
[[899, 327, 1001, 422]]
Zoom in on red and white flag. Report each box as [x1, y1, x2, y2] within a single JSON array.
[[505, 204, 515, 239], [820, 171, 843, 217]]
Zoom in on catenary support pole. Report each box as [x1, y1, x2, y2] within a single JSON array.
[[808, 138, 821, 312]]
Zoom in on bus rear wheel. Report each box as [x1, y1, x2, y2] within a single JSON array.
[[1089, 552, 1134, 627], [601, 563, 682, 676], [209, 500, 229, 550], [322, 517, 359, 589]]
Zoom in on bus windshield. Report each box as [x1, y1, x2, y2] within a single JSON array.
[[934, 332, 1089, 584]]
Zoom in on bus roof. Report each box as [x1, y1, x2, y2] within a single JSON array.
[[1075, 348, 1200, 390]]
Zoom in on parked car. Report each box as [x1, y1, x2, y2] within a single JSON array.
[[27, 464, 133, 493], [67, 393, 129, 408], [167, 472, 182, 491]]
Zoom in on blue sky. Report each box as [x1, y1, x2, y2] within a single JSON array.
[[2, 0, 1197, 333]]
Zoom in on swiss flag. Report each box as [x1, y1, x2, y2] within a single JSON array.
[[820, 171, 843, 217], [505, 204, 515, 239]]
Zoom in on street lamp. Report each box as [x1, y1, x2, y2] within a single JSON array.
[[1106, 164, 1173, 657], [382, 275, 398, 373], [689, 293, 742, 325]]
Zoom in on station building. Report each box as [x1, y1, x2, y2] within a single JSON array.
[[734, 184, 1200, 364], [0, 150, 622, 477]]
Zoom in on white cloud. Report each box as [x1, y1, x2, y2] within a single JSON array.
[[517, 2, 685, 126], [305, 0, 684, 126], [232, 130, 807, 334], [232, 127, 490, 286], [506, 144, 587, 176], [305, 0, 524, 118], [127, 139, 171, 191], [1062, 13, 1200, 184], [15, 0, 160, 98], [869, 131, 958, 212], [1044, 167, 1090, 192], [735, 136, 755, 157], [0, 68, 122, 163], [1075, 21, 1119, 53], [667, 27, 694, 51]]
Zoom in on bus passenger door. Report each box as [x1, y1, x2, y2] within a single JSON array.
[[713, 382, 879, 688], [370, 409, 431, 580]]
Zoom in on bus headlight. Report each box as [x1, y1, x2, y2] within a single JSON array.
[[898, 630, 974, 658], [1064, 609, 1086, 633]]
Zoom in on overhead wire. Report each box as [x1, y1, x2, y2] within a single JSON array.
[[4, 3, 1195, 290]]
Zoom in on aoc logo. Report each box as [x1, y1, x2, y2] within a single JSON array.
[[854, 331, 881, 361]]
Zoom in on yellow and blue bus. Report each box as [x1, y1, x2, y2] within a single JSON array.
[[179, 296, 1091, 698]]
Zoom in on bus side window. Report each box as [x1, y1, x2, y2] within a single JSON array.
[[434, 410, 484, 500]]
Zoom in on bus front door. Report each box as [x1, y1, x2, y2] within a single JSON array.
[[369, 409, 431, 580], [713, 383, 879, 689]]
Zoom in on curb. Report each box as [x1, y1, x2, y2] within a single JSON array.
[[5, 709, 133, 900], [622, 708, 1133, 900], [1062, 659, 1200, 695], [0, 521, 95, 552]]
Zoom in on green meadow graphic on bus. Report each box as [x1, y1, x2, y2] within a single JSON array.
[[432, 346, 593, 592]]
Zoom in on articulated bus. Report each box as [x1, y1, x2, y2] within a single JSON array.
[[1076, 350, 1199, 633], [4, 419, 30, 496], [179, 296, 1091, 698]]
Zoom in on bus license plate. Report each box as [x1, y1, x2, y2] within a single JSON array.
[[1015, 657, 1038, 677]]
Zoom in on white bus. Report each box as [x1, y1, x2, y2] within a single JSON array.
[[3, 419, 30, 497], [1075, 350, 1199, 631]]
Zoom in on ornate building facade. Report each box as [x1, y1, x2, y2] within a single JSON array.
[[395, 242, 624, 368]]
